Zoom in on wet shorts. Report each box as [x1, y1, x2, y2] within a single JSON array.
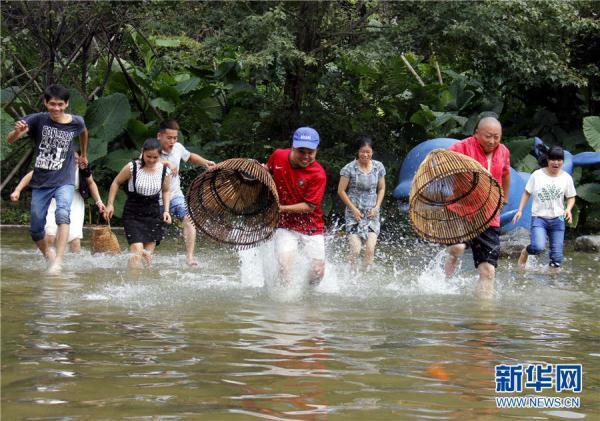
[[466, 227, 501, 268], [161, 195, 188, 220], [274, 228, 325, 261]]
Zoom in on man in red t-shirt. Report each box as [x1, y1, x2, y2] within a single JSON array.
[[267, 127, 327, 285], [444, 117, 511, 298]]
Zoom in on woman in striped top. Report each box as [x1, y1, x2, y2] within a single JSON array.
[[104, 138, 172, 269]]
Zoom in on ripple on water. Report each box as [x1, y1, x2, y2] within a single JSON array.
[[2, 227, 599, 419]]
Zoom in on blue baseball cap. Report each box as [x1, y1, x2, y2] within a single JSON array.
[[292, 127, 320, 149]]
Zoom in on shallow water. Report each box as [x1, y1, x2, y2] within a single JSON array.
[[1, 225, 599, 420]]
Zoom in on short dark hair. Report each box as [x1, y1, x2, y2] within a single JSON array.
[[538, 145, 565, 167], [140, 138, 161, 168], [355, 135, 374, 152], [547, 145, 564, 161], [43, 84, 70, 102], [158, 119, 180, 133]]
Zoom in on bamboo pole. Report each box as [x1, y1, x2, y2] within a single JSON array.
[[400, 54, 425, 87], [434, 60, 443, 85]]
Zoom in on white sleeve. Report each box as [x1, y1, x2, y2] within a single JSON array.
[[524, 171, 536, 194], [178, 143, 191, 162], [565, 174, 576, 198]]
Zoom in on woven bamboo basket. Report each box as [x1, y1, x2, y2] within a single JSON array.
[[90, 225, 121, 255], [186, 158, 280, 250], [408, 149, 503, 244]]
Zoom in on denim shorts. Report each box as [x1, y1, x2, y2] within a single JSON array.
[[161, 195, 188, 220], [30, 185, 75, 241]]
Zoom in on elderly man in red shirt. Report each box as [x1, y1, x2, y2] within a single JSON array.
[[444, 117, 511, 298], [267, 127, 327, 285]]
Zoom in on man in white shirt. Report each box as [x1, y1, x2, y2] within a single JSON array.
[[158, 120, 215, 266]]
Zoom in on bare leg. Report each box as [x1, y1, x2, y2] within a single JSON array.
[[475, 262, 495, 299], [444, 243, 466, 278], [142, 242, 156, 267], [69, 238, 81, 254], [548, 265, 561, 274], [347, 234, 361, 268], [128, 243, 145, 270], [308, 259, 325, 285], [363, 232, 378, 271], [183, 216, 198, 266], [35, 238, 54, 261], [46, 234, 56, 249], [517, 247, 528, 269], [48, 224, 69, 274], [277, 250, 295, 285]]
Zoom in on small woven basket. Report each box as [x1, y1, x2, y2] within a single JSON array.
[[90, 225, 121, 255], [186, 158, 280, 249], [408, 149, 503, 244]]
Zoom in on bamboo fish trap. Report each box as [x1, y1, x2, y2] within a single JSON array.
[[186, 158, 280, 250], [90, 224, 121, 255], [408, 149, 503, 244]]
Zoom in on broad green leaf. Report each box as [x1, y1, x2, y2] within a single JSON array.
[[150, 97, 175, 113], [576, 183, 600, 203], [1, 108, 16, 160], [157, 86, 180, 104], [106, 71, 130, 94], [410, 104, 435, 127], [1, 86, 18, 106], [582, 116, 600, 152], [154, 37, 182, 47], [450, 114, 468, 126], [67, 88, 87, 116], [463, 114, 480, 136], [86, 136, 108, 163], [175, 77, 201, 95], [584, 204, 600, 222], [105, 148, 138, 172], [504, 137, 535, 167], [516, 154, 538, 173], [214, 61, 237, 79], [197, 97, 222, 120], [410, 109, 433, 127], [86, 93, 131, 141], [126, 118, 151, 145]]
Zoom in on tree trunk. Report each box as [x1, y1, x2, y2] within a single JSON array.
[[282, 2, 328, 134]]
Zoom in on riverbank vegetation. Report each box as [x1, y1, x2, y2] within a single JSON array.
[[2, 1, 599, 231]]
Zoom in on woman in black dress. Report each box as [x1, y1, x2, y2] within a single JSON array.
[[104, 138, 172, 268]]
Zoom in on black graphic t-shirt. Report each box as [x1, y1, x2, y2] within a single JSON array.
[[23, 112, 86, 188]]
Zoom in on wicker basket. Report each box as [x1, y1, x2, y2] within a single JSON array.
[[90, 225, 121, 255], [186, 158, 280, 249], [408, 149, 503, 244]]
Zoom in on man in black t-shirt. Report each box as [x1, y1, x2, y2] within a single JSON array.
[[8, 84, 88, 274]]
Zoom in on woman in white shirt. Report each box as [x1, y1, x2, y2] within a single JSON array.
[[512, 146, 576, 270]]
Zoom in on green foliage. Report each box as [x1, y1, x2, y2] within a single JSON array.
[[0, 108, 15, 160], [1, 0, 599, 232], [504, 137, 536, 170], [67, 89, 87, 117], [576, 183, 600, 204], [582, 116, 600, 152], [85, 93, 132, 163]]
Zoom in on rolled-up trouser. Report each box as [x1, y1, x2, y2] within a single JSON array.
[[30, 185, 75, 241]]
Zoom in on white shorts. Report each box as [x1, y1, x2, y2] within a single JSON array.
[[273, 228, 325, 261], [45, 192, 85, 242]]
